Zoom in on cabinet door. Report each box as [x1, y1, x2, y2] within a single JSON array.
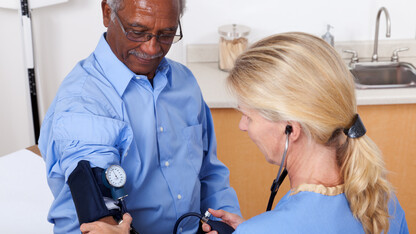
[[358, 104, 416, 233]]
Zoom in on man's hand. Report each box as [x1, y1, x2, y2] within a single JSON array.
[[201, 208, 245, 234], [80, 213, 133, 234]]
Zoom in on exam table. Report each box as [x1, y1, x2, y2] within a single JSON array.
[[0, 146, 53, 233]]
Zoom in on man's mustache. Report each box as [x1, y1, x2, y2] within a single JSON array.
[[128, 50, 163, 59]]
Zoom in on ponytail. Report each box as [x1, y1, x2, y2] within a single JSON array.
[[338, 135, 392, 234]]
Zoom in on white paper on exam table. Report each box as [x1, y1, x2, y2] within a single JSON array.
[[0, 149, 53, 233]]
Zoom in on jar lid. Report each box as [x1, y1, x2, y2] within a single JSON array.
[[218, 24, 250, 39]]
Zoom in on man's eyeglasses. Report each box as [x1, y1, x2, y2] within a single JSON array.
[[114, 13, 183, 45]]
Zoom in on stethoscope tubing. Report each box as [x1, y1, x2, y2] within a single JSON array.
[[266, 130, 290, 211]]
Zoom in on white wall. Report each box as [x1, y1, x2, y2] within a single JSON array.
[[182, 0, 416, 45], [0, 0, 104, 156], [1, 0, 415, 156], [0, 8, 34, 156]]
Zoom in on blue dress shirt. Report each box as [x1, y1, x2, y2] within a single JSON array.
[[235, 189, 408, 233], [39, 34, 240, 234]]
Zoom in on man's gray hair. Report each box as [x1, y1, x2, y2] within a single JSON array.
[[107, 0, 186, 20]]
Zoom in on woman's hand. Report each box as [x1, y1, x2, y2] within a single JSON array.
[[80, 213, 133, 234], [201, 208, 245, 234]]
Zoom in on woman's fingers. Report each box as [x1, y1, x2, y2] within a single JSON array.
[[120, 213, 133, 228], [205, 208, 245, 230], [80, 222, 101, 234]]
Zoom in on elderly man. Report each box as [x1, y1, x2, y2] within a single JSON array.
[[38, 0, 241, 233]]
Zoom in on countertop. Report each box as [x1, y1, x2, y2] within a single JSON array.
[[186, 40, 416, 108]]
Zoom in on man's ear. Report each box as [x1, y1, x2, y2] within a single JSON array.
[[101, 0, 111, 28], [287, 122, 301, 142]]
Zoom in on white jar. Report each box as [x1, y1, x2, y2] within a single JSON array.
[[218, 24, 250, 72]]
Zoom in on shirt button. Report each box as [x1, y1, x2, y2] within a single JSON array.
[[159, 126, 164, 132], [165, 161, 170, 167], [177, 194, 182, 200], [179, 227, 183, 233]]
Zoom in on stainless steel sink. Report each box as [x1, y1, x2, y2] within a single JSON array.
[[350, 62, 416, 89]]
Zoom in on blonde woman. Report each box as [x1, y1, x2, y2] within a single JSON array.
[[203, 32, 408, 234]]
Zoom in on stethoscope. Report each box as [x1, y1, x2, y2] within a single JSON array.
[[266, 125, 292, 211], [173, 125, 293, 233]]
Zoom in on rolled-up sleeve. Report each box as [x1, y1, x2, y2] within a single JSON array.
[[46, 95, 133, 182]]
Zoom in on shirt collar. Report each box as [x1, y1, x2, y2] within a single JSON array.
[[93, 34, 173, 95], [291, 184, 344, 196], [93, 34, 135, 97], [133, 57, 170, 80], [155, 57, 172, 86]]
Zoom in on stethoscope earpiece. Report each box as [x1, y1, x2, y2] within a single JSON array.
[[285, 125, 293, 135]]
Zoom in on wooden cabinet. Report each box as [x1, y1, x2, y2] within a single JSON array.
[[211, 104, 416, 232], [358, 104, 416, 232]]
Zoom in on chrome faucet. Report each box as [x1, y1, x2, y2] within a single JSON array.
[[372, 7, 391, 62]]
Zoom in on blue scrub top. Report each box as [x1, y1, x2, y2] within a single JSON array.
[[235, 184, 408, 233]]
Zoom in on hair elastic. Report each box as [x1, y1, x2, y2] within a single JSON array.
[[343, 114, 366, 138]]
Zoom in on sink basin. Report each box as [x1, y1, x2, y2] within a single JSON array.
[[350, 62, 416, 89]]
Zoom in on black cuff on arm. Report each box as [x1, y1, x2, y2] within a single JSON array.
[[68, 160, 117, 224]]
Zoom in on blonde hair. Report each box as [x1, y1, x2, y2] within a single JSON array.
[[227, 32, 392, 234]]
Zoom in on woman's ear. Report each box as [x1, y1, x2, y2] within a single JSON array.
[[287, 122, 301, 142]]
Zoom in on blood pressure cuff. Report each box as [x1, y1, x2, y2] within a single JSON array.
[[67, 160, 119, 224]]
